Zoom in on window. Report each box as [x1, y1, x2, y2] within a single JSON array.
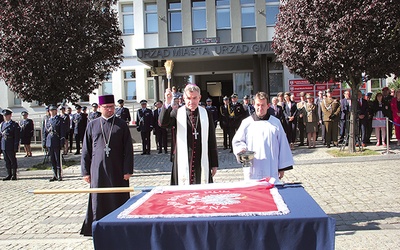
[[216, 0, 230, 29], [168, 2, 182, 32], [13, 94, 21, 106], [241, 0, 255, 27], [124, 70, 136, 101], [234, 72, 252, 98], [145, 3, 158, 33], [266, 0, 279, 26], [122, 4, 134, 34], [269, 72, 283, 94], [192, 0, 206, 31]]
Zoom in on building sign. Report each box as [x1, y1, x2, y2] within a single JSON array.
[[288, 79, 343, 101], [136, 41, 273, 60], [194, 37, 220, 44]]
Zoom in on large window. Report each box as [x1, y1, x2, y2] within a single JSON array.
[[241, 0, 255, 28], [269, 62, 284, 94], [168, 2, 182, 32], [192, 0, 206, 31], [121, 4, 134, 34], [216, 0, 230, 29], [102, 74, 113, 95], [145, 3, 158, 33], [234, 72, 252, 98], [266, 0, 279, 26], [13, 94, 21, 106], [124, 70, 136, 101]]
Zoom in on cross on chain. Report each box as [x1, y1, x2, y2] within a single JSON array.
[[193, 129, 199, 140], [104, 144, 111, 157]]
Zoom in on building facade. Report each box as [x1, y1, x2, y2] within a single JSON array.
[[0, 0, 391, 120]]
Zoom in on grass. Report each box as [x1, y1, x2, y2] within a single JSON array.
[[26, 159, 78, 171], [327, 148, 379, 157]]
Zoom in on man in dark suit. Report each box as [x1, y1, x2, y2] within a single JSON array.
[[315, 91, 325, 143], [136, 100, 154, 155], [1, 109, 20, 180], [153, 101, 168, 154], [282, 92, 298, 149], [219, 96, 231, 150], [116, 99, 131, 125], [268, 97, 284, 123], [357, 90, 369, 147], [229, 93, 246, 152], [72, 105, 87, 155], [43, 105, 66, 181], [339, 90, 351, 143]]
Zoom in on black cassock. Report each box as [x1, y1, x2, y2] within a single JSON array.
[[80, 116, 133, 236], [159, 106, 219, 185]]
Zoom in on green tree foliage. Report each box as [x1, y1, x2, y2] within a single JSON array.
[[0, 0, 123, 104], [273, 0, 400, 151]]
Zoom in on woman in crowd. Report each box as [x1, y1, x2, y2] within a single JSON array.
[[390, 89, 400, 146], [19, 111, 34, 157], [304, 94, 319, 148], [372, 92, 390, 146], [282, 92, 297, 150]]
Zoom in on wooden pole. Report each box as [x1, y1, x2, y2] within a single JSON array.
[[29, 187, 134, 194]]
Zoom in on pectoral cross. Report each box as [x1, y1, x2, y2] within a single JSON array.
[[104, 144, 111, 157], [193, 129, 199, 140]]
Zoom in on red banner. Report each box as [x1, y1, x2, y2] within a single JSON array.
[[118, 182, 289, 218]]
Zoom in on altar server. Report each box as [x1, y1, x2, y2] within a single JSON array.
[[80, 94, 134, 236], [232, 92, 294, 181], [159, 84, 218, 185]]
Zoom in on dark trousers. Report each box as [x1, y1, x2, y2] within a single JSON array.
[[222, 127, 230, 149], [298, 120, 305, 144], [3, 150, 18, 171], [155, 128, 167, 153], [358, 118, 367, 144], [69, 130, 74, 151], [141, 131, 151, 153], [75, 134, 81, 153], [339, 119, 346, 140], [286, 121, 297, 144], [48, 147, 61, 171], [228, 126, 238, 149]]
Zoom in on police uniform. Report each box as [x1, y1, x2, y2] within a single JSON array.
[[219, 96, 231, 150], [43, 105, 66, 181], [321, 91, 341, 147], [59, 106, 70, 154], [72, 105, 87, 154], [205, 98, 218, 128], [88, 103, 102, 122], [19, 112, 34, 146], [136, 100, 154, 155], [229, 94, 246, 152], [116, 99, 131, 124], [1, 109, 20, 180], [242, 95, 255, 117]]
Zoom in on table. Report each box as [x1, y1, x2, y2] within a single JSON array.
[[92, 186, 335, 250]]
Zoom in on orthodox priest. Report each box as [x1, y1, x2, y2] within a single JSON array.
[[159, 84, 218, 185], [80, 95, 134, 236]]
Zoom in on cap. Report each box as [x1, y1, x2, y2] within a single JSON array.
[[2, 109, 12, 116], [21, 111, 28, 115], [91, 103, 98, 107], [231, 93, 238, 98], [99, 95, 115, 105], [75, 104, 82, 110], [140, 100, 148, 104], [223, 96, 229, 100], [48, 105, 58, 111], [243, 95, 249, 99], [117, 99, 124, 104], [206, 98, 212, 102], [82, 106, 87, 111], [59, 105, 66, 110], [366, 92, 373, 97]]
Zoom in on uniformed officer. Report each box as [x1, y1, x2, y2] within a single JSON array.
[[43, 105, 66, 181], [72, 105, 87, 155], [321, 89, 341, 148], [242, 95, 255, 117], [59, 106, 70, 155], [19, 111, 34, 157], [229, 93, 246, 152], [0, 112, 3, 160], [88, 103, 102, 122], [205, 98, 218, 128], [116, 99, 131, 125], [136, 100, 154, 155], [1, 109, 20, 181]]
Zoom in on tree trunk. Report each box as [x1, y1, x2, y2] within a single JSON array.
[[348, 74, 362, 153]]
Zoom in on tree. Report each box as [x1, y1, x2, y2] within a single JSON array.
[[0, 0, 123, 104], [273, 0, 400, 152]]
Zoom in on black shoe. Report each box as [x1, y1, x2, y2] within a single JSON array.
[[158, 151, 162, 154], [164, 151, 168, 154], [11, 176, 17, 180], [298, 143, 305, 146], [3, 175, 12, 181], [141, 153, 146, 155], [326, 145, 331, 148], [223, 147, 227, 150], [49, 176, 58, 182], [58, 176, 62, 181], [74, 152, 80, 155], [229, 150, 233, 153]]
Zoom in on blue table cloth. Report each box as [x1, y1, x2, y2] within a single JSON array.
[[92, 186, 335, 250]]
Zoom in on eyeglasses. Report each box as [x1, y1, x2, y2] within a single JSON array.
[[101, 105, 115, 109]]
